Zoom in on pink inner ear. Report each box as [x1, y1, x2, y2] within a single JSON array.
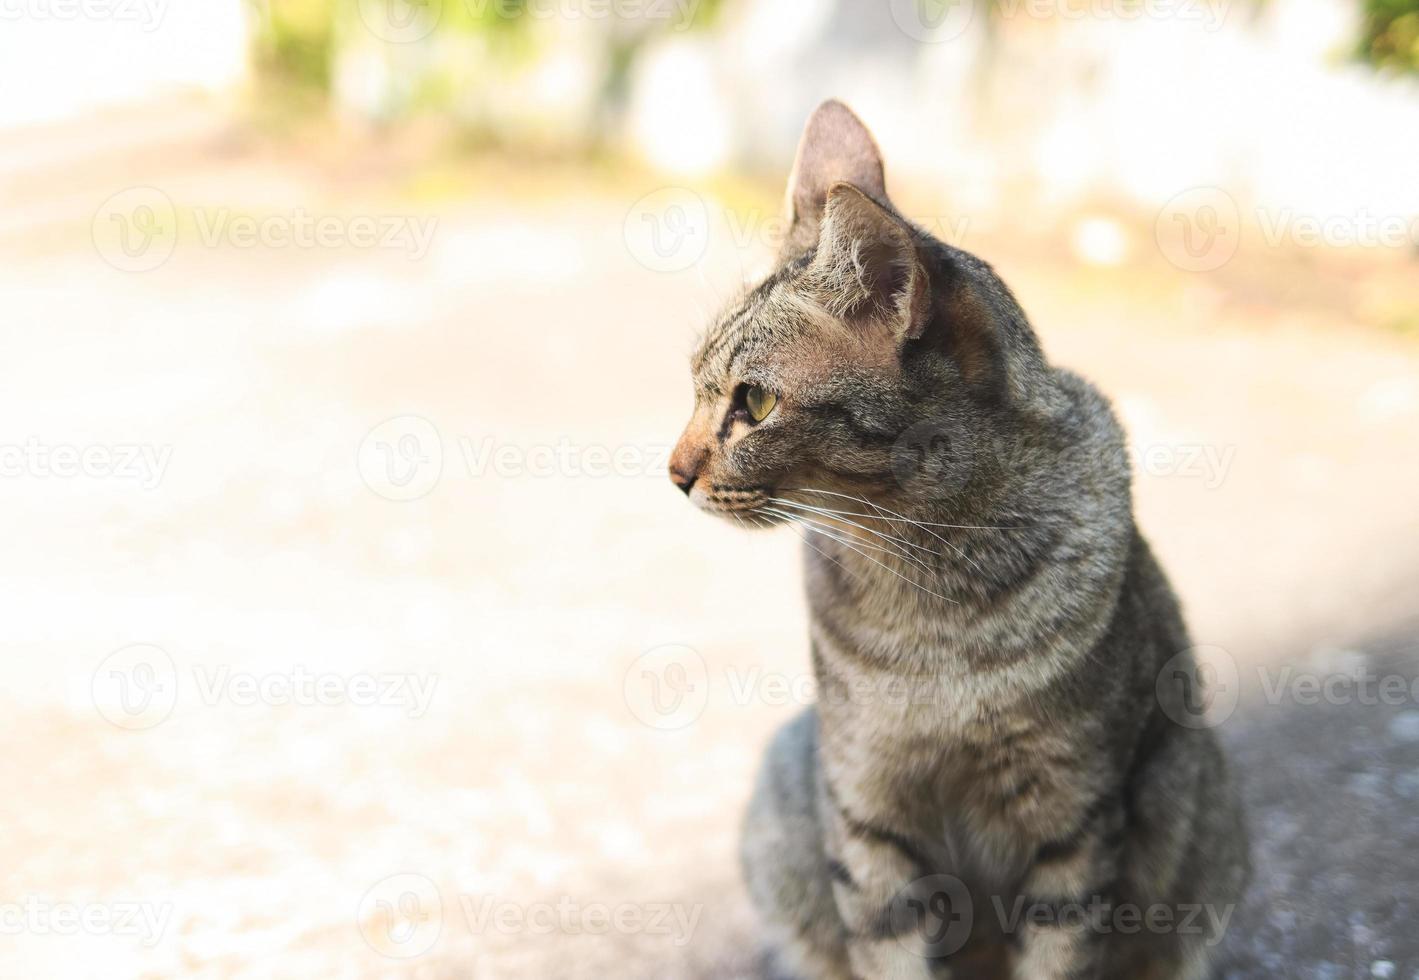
[[812, 184, 927, 342], [784, 101, 889, 255]]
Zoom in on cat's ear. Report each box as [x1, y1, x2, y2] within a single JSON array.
[[781, 100, 889, 258], [808, 182, 930, 341]]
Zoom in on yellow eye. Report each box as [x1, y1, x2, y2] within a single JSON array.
[[745, 386, 777, 423]]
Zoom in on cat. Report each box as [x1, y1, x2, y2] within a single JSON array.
[[667, 101, 1250, 979]]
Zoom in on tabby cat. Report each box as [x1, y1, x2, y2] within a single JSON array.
[[667, 102, 1249, 979]]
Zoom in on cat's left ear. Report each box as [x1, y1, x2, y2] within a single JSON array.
[[781, 100, 889, 258], [808, 182, 930, 342]]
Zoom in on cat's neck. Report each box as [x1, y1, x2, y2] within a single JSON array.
[[799, 479, 1133, 672]]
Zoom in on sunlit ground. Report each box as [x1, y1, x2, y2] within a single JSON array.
[[2, 100, 1418, 978]]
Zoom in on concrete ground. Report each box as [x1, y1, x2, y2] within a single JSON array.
[[1, 103, 1417, 979]]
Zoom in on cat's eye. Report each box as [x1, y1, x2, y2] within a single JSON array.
[[744, 385, 777, 423]]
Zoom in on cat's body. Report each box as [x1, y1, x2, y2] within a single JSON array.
[[669, 102, 1249, 979]]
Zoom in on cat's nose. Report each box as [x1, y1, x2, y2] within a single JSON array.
[[668, 443, 707, 495]]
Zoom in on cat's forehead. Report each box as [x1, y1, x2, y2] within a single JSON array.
[[690, 271, 816, 394]]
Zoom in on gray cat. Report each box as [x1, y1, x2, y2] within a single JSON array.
[[668, 101, 1250, 979]]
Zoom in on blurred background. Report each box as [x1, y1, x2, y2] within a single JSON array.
[[2, 0, 1418, 977]]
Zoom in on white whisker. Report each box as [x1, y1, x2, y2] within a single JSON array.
[[785, 487, 991, 577], [770, 498, 949, 562], [784, 488, 1029, 531], [763, 507, 933, 575], [763, 508, 957, 605]]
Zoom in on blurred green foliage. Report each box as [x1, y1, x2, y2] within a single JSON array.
[[248, 0, 336, 90], [1358, 0, 1419, 72], [246, 0, 726, 97]]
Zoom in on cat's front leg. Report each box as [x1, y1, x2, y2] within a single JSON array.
[[1008, 826, 1120, 980], [818, 779, 950, 980]]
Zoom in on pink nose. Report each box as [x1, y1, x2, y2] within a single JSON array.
[[668, 443, 707, 495]]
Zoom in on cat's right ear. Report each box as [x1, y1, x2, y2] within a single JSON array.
[[781, 100, 889, 258]]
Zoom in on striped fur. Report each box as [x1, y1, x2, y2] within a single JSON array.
[[670, 102, 1249, 979]]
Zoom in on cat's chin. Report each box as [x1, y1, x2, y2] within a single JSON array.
[[702, 507, 785, 531]]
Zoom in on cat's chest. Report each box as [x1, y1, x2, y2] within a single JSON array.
[[809, 614, 1101, 859]]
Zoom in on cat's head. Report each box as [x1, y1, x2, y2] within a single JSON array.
[[669, 101, 1053, 526]]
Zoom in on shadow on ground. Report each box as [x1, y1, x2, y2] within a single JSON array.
[[656, 620, 1419, 980], [1219, 622, 1419, 979]]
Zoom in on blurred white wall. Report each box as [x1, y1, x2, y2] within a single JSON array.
[[0, 0, 247, 130], [628, 0, 1419, 219]]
